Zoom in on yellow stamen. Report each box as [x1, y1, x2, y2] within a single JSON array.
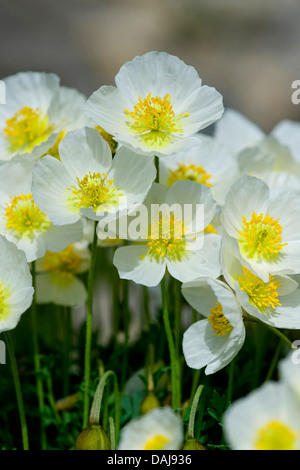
[[239, 212, 287, 261], [255, 420, 298, 450], [124, 93, 189, 135], [205, 223, 218, 235], [145, 213, 187, 262], [4, 106, 52, 153], [168, 163, 211, 187], [43, 245, 82, 276], [143, 435, 170, 450], [238, 267, 281, 313], [67, 172, 122, 212], [4, 193, 51, 239], [208, 302, 232, 337]]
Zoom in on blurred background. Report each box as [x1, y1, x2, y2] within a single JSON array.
[[1, 0, 300, 132]]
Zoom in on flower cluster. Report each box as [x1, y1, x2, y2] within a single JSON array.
[[1, 51, 300, 451]]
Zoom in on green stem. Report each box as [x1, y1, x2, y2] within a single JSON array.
[[187, 385, 204, 439], [83, 221, 98, 429], [227, 359, 235, 403], [31, 261, 47, 450], [265, 339, 283, 382], [109, 417, 116, 450], [89, 370, 120, 442], [155, 156, 159, 183], [244, 316, 293, 348], [161, 275, 180, 409], [46, 368, 61, 425], [63, 306, 71, 397], [3, 331, 29, 450]]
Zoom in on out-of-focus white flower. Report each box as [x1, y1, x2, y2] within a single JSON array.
[[32, 127, 156, 225], [118, 407, 183, 450], [278, 351, 300, 400], [222, 237, 300, 329], [86, 51, 224, 157], [159, 134, 238, 205], [182, 278, 245, 375], [221, 175, 300, 283], [0, 72, 86, 162], [223, 381, 300, 450], [113, 181, 221, 287], [35, 243, 90, 307], [0, 235, 34, 333], [0, 160, 83, 262]]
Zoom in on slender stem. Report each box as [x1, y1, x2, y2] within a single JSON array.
[[244, 316, 293, 348], [187, 385, 204, 439], [109, 417, 116, 450], [46, 368, 61, 425], [227, 359, 235, 403], [190, 369, 201, 407], [161, 275, 180, 409], [63, 306, 71, 397], [30, 261, 47, 449], [83, 221, 98, 429], [3, 331, 29, 450], [265, 339, 283, 382], [89, 370, 120, 442], [155, 156, 159, 183], [173, 279, 182, 359]]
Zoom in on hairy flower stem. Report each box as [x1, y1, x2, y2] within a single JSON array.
[[3, 331, 29, 450], [31, 261, 47, 450], [187, 385, 204, 439], [83, 221, 98, 429], [155, 155, 159, 183], [161, 275, 180, 410]]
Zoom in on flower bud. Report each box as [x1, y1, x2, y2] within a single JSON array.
[[75, 424, 110, 450], [140, 391, 160, 415], [182, 438, 206, 450]]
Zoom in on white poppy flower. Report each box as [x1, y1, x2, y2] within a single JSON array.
[[223, 382, 300, 450], [117, 407, 183, 450], [221, 175, 300, 283], [182, 278, 245, 375], [278, 351, 300, 400], [222, 236, 300, 329], [35, 243, 90, 307], [0, 235, 34, 333], [86, 51, 224, 157], [0, 71, 86, 162], [159, 134, 238, 205], [113, 181, 221, 287], [0, 160, 83, 262], [32, 127, 156, 225]]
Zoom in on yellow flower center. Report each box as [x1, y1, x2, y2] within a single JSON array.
[[208, 303, 232, 337], [124, 93, 189, 150], [95, 125, 118, 154], [42, 245, 82, 276], [168, 163, 211, 187], [4, 193, 51, 239], [143, 435, 170, 450], [205, 223, 218, 235], [255, 420, 298, 450], [67, 172, 121, 212], [238, 212, 287, 261], [145, 213, 188, 262], [238, 267, 281, 313], [0, 282, 11, 320], [4, 106, 52, 153], [44, 130, 66, 160]]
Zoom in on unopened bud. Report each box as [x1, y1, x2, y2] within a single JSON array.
[[140, 391, 160, 415], [75, 424, 110, 450], [182, 438, 206, 450]]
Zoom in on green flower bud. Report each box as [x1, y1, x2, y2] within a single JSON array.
[[75, 424, 111, 450], [140, 391, 160, 415], [182, 438, 206, 450]]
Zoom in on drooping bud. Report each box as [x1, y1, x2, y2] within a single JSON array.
[[75, 424, 110, 450], [140, 391, 160, 415]]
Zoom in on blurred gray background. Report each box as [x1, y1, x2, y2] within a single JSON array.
[[1, 0, 300, 133]]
